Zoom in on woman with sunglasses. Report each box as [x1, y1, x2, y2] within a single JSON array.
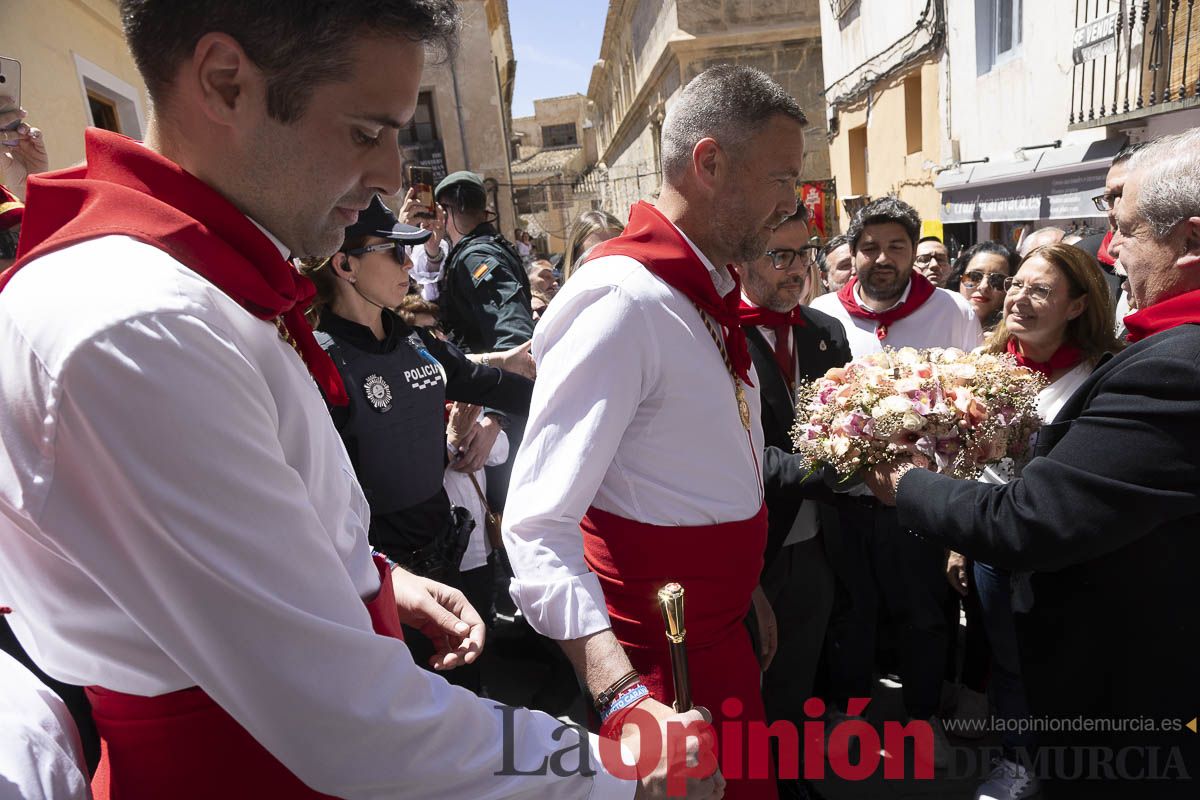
[[301, 196, 534, 692], [957, 243, 1122, 800], [952, 241, 1020, 331]]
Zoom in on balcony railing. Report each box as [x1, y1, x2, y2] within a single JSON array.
[[1070, 0, 1200, 129]]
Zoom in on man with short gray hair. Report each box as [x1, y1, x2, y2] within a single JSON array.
[[867, 127, 1200, 797], [505, 64, 808, 799]]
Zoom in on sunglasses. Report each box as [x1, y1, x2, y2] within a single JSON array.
[[960, 270, 1008, 292], [345, 241, 410, 263]]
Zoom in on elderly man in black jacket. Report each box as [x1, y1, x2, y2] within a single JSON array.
[[735, 206, 851, 744], [868, 129, 1200, 798]]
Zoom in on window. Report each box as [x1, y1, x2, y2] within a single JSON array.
[[87, 92, 121, 134], [541, 123, 578, 148], [903, 74, 922, 155], [514, 185, 548, 214], [848, 124, 868, 195], [73, 54, 145, 139], [399, 91, 439, 146], [975, 0, 1023, 74]]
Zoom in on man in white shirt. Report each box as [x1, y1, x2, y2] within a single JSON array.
[[809, 198, 981, 764], [503, 65, 809, 800], [0, 2, 708, 799]]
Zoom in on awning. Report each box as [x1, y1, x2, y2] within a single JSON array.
[[937, 137, 1124, 223], [941, 168, 1108, 223]]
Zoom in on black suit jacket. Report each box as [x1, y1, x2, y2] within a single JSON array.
[[748, 306, 852, 569], [897, 326, 1200, 791]]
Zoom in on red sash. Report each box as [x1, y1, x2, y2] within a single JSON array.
[[836, 272, 936, 341], [581, 505, 776, 799], [87, 555, 403, 800]]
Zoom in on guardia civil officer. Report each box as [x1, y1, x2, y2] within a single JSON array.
[[303, 197, 533, 690], [434, 171, 534, 354]]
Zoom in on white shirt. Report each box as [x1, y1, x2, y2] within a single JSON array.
[[503, 229, 765, 641], [0, 649, 91, 800], [445, 432, 510, 572], [0, 235, 633, 800], [809, 281, 984, 357], [410, 239, 450, 301]]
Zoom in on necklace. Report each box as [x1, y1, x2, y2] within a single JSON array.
[[274, 316, 304, 360], [692, 303, 751, 431]]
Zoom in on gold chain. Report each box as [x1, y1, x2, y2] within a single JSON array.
[[692, 304, 751, 431], [274, 316, 304, 360]]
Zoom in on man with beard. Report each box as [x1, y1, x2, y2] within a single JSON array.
[[503, 65, 807, 799], [733, 206, 850, 797], [809, 197, 980, 767], [0, 2, 714, 798]]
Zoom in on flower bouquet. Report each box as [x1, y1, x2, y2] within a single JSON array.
[[790, 347, 1046, 480]]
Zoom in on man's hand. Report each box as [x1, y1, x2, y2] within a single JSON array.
[[946, 551, 968, 597], [495, 340, 536, 379], [388, 567, 485, 670], [0, 99, 48, 201], [750, 585, 777, 671], [451, 414, 502, 473], [620, 700, 725, 800]]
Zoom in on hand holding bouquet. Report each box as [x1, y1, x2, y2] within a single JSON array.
[[790, 347, 1045, 481]]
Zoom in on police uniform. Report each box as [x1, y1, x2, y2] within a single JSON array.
[[434, 171, 534, 354]]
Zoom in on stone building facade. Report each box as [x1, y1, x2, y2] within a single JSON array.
[[586, 0, 833, 231], [510, 94, 601, 254], [398, 0, 517, 234]]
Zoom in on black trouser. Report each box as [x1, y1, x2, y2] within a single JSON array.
[[762, 533, 836, 725], [825, 501, 947, 721]]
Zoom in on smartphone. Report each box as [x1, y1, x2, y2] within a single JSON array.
[[0, 56, 21, 148], [408, 164, 436, 214]]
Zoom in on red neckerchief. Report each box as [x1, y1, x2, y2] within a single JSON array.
[[737, 299, 806, 390], [589, 201, 753, 384], [1097, 229, 1115, 266], [0, 129, 347, 405], [1124, 288, 1200, 343], [1005, 338, 1084, 377], [836, 271, 936, 341]]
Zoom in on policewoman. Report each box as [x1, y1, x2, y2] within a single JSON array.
[[303, 197, 533, 689]]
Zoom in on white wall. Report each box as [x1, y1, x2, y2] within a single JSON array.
[[943, 0, 1108, 164], [818, 0, 929, 97]]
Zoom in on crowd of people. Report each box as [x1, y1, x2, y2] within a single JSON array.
[[0, 3, 1197, 800]]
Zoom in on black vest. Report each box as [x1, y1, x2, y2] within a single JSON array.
[[317, 329, 447, 515]]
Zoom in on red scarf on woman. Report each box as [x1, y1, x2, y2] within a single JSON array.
[[1005, 338, 1084, 377], [737, 300, 806, 390], [1124, 287, 1200, 343], [0, 129, 348, 405], [836, 270, 936, 341], [588, 201, 753, 384]]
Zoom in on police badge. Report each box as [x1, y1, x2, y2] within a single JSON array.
[[363, 374, 393, 412]]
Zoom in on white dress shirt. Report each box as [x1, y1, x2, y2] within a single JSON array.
[[0, 234, 633, 799], [503, 229, 766, 642], [0, 649, 91, 800], [410, 239, 450, 301], [809, 281, 984, 357]]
